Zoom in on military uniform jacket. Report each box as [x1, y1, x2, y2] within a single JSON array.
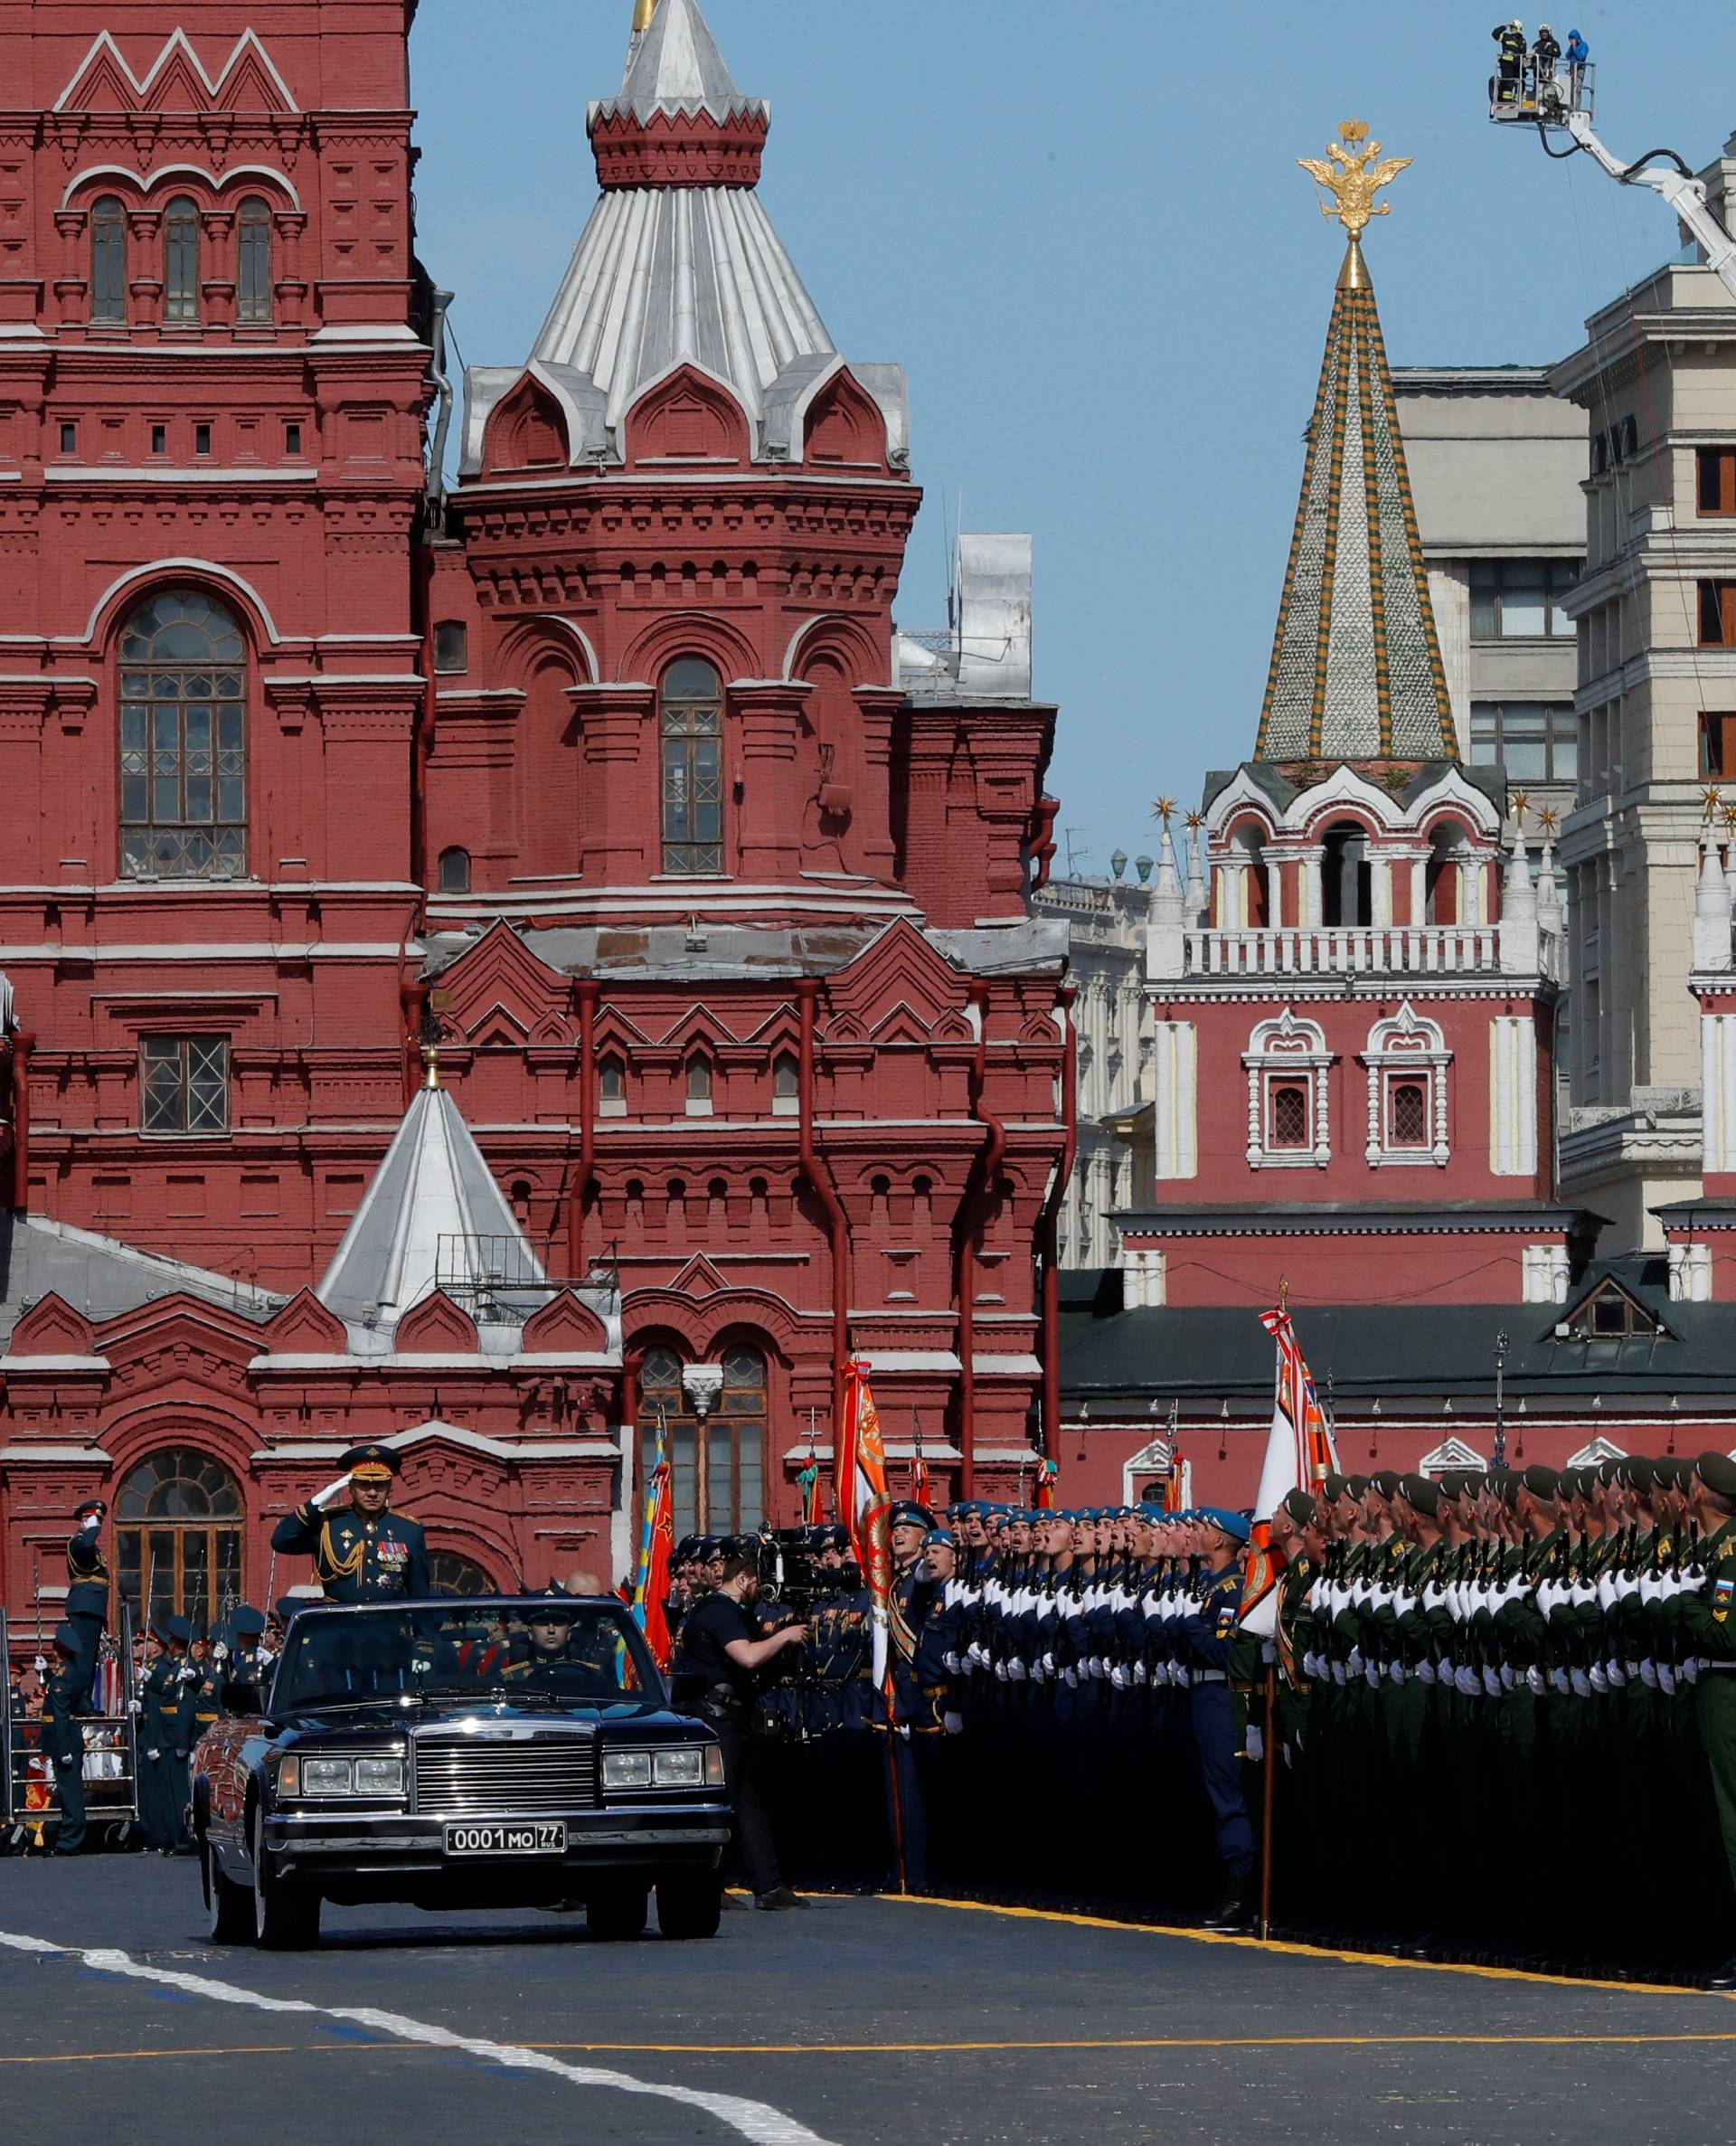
[[64, 1525, 109, 1622], [139, 1654, 197, 1755], [42, 1661, 89, 1768], [270, 1501, 430, 1602], [1678, 1517, 1736, 1663]]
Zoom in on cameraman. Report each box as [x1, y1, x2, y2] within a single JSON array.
[[669, 1546, 809, 1911]]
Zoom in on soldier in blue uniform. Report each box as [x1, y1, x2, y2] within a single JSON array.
[[270, 1443, 430, 1601], [1177, 1507, 1257, 1931], [42, 1623, 91, 1857], [137, 1614, 198, 1853], [63, 1497, 110, 1697], [223, 1605, 274, 1696]]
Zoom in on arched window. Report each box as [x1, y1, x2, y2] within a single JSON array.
[[429, 1549, 495, 1596], [90, 195, 127, 323], [599, 1054, 627, 1117], [438, 846, 471, 893], [1389, 1081, 1428, 1148], [660, 657, 723, 875], [164, 196, 201, 324], [115, 1447, 244, 1629], [637, 1343, 766, 1537], [1244, 1009, 1332, 1168], [772, 1050, 799, 1116], [1362, 1002, 1450, 1168], [1320, 821, 1372, 928], [236, 197, 272, 323], [119, 590, 247, 878]]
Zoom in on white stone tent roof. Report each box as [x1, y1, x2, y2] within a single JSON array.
[[315, 1078, 545, 1347], [460, 0, 907, 472], [599, 0, 764, 124], [1256, 238, 1457, 765]]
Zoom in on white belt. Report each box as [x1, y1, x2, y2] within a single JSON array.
[[1191, 1669, 1227, 1686]]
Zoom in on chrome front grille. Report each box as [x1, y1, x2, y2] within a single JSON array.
[[412, 1732, 598, 1815]]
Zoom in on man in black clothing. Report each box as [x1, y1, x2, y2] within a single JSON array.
[[669, 1548, 808, 1909]]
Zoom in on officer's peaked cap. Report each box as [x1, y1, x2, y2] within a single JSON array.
[[231, 1606, 266, 1639], [51, 1621, 80, 1654], [889, 1502, 936, 1531], [342, 1442, 401, 1482]]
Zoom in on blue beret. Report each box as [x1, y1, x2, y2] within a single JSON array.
[[925, 1527, 954, 1547], [1199, 1507, 1250, 1543]]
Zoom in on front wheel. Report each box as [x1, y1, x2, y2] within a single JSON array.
[[205, 1843, 256, 1945], [656, 1869, 722, 1940], [586, 1880, 648, 1942], [252, 1821, 320, 1951]]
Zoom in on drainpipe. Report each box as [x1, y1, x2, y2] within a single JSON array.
[[797, 979, 850, 1441], [10, 1030, 32, 1212], [569, 980, 599, 1280], [400, 981, 428, 1107], [1037, 983, 1079, 1469], [954, 982, 1007, 1501]]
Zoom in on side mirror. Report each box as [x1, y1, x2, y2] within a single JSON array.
[[220, 1679, 263, 1717]]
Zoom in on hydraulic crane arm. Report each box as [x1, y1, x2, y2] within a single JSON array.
[[1561, 110, 1736, 305]]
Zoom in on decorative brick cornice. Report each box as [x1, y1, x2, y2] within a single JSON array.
[[590, 107, 768, 191]]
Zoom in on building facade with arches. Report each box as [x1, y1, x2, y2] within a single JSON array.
[[0, 1, 1065, 1642]]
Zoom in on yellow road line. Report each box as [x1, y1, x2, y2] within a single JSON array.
[[875, 1893, 1723, 2002], [9, 2033, 1736, 2066]]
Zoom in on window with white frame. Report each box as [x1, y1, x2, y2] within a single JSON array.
[[1361, 1002, 1451, 1167], [1243, 1009, 1332, 1167]]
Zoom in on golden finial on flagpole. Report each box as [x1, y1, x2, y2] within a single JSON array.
[[1703, 784, 1724, 823], [1278, 1274, 1290, 1311], [1508, 789, 1530, 829]]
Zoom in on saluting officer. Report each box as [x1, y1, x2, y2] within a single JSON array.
[[42, 1623, 91, 1858], [270, 1443, 430, 1602], [64, 1497, 110, 1696]]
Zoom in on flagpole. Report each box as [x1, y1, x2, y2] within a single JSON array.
[[1258, 1656, 1278, 1941]]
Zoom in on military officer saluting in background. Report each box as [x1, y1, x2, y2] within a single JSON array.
[[270, 1444, 430, 1602]]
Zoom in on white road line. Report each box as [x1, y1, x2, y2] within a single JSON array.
[[0, 1930, 836, 2146]]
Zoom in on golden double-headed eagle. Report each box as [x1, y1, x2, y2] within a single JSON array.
[[1298, 119, 1411, 237]]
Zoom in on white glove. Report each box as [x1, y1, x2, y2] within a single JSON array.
[[145, 1747, 161, 1761], [943, 1711, 964, 1735], [310, 1472, 354, 1511], [1525, 1666, 1544, 1696], [944, 1653, 962, 1675], [127, 1700, 143, 1716], [1588, 1664, 1608, 1694], [1638, 1573, 1662, 1605], [1416, 1659, 1437, 1687], [1570, 1668, 1591, 1697], [1638, 1659, 1658, 1687], [1482, 1668, 1501, 1698], [1596, 1574, 1618, 1612], [1659, 1664, 1678, 1694], [1244, 1725, 1264, 1763]]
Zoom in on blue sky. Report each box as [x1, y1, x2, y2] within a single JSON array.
[[409, 1, 1736, 877]]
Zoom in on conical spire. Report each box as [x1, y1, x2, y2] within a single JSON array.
[[316, 1076, 545, 1342], [602, 0, 762, 124], [1256, 123, 1455, 767]]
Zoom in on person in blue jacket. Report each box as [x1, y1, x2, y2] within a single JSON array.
[[1178, 1507, 1257, 1932]]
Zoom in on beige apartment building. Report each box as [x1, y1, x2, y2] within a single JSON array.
[[1552, 137, 1736, 1249]]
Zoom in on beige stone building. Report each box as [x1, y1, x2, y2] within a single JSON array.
[[1552, 140, 1736, 1249]]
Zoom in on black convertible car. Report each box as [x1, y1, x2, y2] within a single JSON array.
[[191, 1595, 730, 1950]]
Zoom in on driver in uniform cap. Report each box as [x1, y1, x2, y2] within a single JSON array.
[[270, 1443, 430, 1602]]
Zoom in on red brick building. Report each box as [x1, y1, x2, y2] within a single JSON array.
[[0, 0, 1066, 1643]]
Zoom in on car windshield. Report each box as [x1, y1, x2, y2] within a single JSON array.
[[270, 1600, 663, 1714]]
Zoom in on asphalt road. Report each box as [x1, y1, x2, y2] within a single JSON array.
[[3, 1858, 1735, 2145]]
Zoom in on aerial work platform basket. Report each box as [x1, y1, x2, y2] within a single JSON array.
[[1489, 60, 1595, 128]]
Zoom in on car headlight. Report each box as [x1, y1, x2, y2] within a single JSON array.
[[353, 1757, 405, 1796], [602, 1750, 654, 1790], [299, 1758, 353, 1796], [653, 1749, 703, 1788]]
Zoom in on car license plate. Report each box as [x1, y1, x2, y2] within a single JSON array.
[[444, 1821, 566, 1857]]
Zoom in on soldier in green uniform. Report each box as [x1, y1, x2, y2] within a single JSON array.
[[42, 1623, 91, 1857], [1678, 1449, 1736, 1981], [270, 1443, 430, 1602]]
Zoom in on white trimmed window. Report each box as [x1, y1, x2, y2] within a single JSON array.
[[1243, 1010, 1332, 1168], [1362, 1002, 1450, 1167]]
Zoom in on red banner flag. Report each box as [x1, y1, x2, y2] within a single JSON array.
[[837, 1357, 894, 1703]]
